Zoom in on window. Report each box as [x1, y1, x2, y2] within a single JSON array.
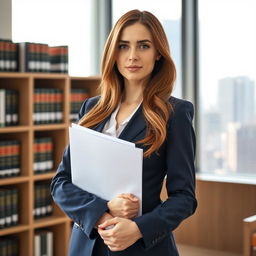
[[199, 0, 256, 176], [112, 0, 182, 98], [12, 0, 92, 76]]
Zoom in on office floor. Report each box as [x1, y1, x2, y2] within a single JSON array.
[[177, 244, 241, 256]]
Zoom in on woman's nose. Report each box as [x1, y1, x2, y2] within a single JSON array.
[[128, 47, 138, 61]]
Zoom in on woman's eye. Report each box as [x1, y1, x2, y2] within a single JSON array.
[[139, 44, 150, 49], [118, 44, 128, 49]]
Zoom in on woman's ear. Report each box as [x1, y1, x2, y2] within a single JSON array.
[[156, 54, 161, 61]]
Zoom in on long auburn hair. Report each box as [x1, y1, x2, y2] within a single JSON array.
[[79, 9, 176, 157]]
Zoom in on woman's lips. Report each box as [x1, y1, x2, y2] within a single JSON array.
[[126, 66, 142, 72]]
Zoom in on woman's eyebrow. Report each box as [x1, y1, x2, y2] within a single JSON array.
[[119, 39, 152, 44]]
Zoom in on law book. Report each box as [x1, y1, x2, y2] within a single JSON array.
[[34, 184, 42, 218], [49, 45, 68, 73], [5, 89, 12, 126], [11, 90, 19, 126], [70, 88, 89, 122], [0, 190, 5, 228], [34, 233, 41, 256], [34, 137, 53, 174], [45, 183, 53, 216], [0, 39, 14, 72], [55, 89, 63, 123], [34, 230, 53, 256], [0, 88, 5, 127], [11, 189, 18, 226], [0, 140, 20, 178], [0, 89, 19, 127], [0, 239, 7, 255], [18, 42, 31, 72], [4, 189, 12, 227]]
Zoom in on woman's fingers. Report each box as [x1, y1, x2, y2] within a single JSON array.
[[118, 193, 139, 202]]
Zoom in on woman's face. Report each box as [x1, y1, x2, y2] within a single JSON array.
[[116, 22, 159, 85]]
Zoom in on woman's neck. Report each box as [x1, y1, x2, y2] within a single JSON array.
[[122, 81, 144, 105]]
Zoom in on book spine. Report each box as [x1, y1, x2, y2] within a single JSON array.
[[0, 239, 7, 255], [47, 231, 53, 256], [33, 138, 39, 174], [5, 189, 12, 227], [11, 188, 19, 225], [33, 88, 40, 124], [41, 183, 47, 217], [5, 89, 11, 126], [5, 141, 12, 177], [34, 184, 40, 218], [11, 90, 19, 126], [34, 233, 41, 256], [0, 89, 6, 127], [46, 184, 53, 216], [0, 141, 5, 178], [0, 190, 5, 228], [46, 137, 53, 171], [11, 42, 17, 71], [41, 232, 47, 256], [13, 140, 20, 176]]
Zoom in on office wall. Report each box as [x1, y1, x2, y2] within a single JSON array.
[[172, 180, 256, 253], [0, 0, 12, 39]]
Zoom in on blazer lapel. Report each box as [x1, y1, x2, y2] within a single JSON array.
[[92, 104, 146, 142], [118, 104, 146, 142], [93, 116, 110, 132]]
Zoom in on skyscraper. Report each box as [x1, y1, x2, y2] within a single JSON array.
[[218, 76, 255, 129], [227, 123, 256, 174]]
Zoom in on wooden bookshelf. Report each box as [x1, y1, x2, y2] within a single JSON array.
[[0, 72, 101, 256]]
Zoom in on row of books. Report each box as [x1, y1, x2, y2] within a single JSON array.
[[34, 230, 53, 256], [0, 140, 20, 179], [0, 188, 18, 229], [33, 182, 53, 219], [0, 89, 19, 127], [34, 137, 53, 174], [0, 39, 68, 73], [33, 88, 63, 124], [0, 87, 91, 127], [70, 88, 89, 122], [0, 39, 18, 72], [0, 236, 18, 256]]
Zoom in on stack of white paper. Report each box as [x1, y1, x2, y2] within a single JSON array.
[[69, 123, 143, 215]]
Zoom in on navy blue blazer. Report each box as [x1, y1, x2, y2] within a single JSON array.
[[50, 95, 197, 256]]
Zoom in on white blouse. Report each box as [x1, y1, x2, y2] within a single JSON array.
[[102, 102, 142, 138]]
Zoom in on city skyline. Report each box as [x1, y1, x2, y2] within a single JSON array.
[[201, 75, 256, 175]]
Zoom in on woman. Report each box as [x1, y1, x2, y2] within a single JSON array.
[[51, 9, 197, 256]]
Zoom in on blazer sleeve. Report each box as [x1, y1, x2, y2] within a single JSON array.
[[133, 100, 197, 250], [50, 98, 109, 239]]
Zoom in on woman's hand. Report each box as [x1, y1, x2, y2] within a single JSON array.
[[95, 212, 113, 226], [98, 217, 143, 251], [107, 193, 139, 219]]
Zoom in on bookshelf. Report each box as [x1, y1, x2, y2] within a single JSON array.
[[0, 72, 100, 256]]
